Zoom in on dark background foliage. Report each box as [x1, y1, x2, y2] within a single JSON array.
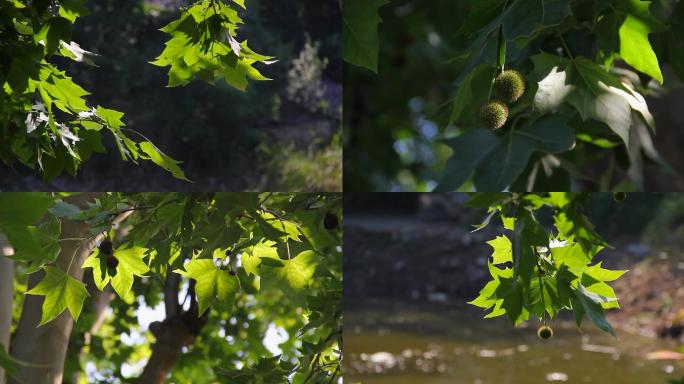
[[343, 0, 684, 192], [0, 0, 342, 191]]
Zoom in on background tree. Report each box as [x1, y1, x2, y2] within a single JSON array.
[[0, 192, 342, 383]]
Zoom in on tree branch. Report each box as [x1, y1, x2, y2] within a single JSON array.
[[137, 279, 208, 383], [164, 273, 180, 319]]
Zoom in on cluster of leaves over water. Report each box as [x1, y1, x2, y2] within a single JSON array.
[[343, 0, 684, 191], [152, 0, 275, 90], [0, 0, 190, 181], [0, 192, 341, 382], [467, 192, 626, 336]]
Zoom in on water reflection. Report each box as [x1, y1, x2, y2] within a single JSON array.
[[345, 302, 683, 384]]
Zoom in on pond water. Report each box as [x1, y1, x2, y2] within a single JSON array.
[[345, 301, 684, 384]]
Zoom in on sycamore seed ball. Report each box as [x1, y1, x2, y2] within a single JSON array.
[[494, 70, 526, 103], [537, 325, 554, 340], [480, 101, 509, 130]]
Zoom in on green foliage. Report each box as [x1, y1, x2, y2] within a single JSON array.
[[83, 246, 150, 298], [480, 100, 509, 130], [468, 192, 626, 337], [151, 0, 275, 90], [440, 0, 671, 191], [0, 344, 17, 379], [342, 0, 389, 72], [0, 0, 188, 181], [344, 0, 683, 191], [1, 192, 342, 381], [0, 0, 282, 184], [26, 266, 90, 326], [0, 193, 54, 264], [175, 259, 239, 316]]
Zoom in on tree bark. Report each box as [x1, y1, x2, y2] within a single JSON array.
[[67, 215, 131, 384], [0, 234, 14, 384], [68, 272, 114, 384], [136, 277, 206, 383], [135, 318, 196, 384], [8, 193, 126, 384]]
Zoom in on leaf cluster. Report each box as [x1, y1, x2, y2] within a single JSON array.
[[468, 192, 626, 336], [438, 0, 681, 191], [0, 192, 342, 381], [0, 0, 191, 181], [151, 0, 275, 90]]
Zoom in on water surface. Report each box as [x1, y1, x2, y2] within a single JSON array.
[[345, 301, 683, 384]]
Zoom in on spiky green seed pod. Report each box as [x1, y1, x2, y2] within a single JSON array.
[[480, 100, 509, 130], [494, 70, 526, 103], [613, 192, 627, 202], [537, 325, 553, 340]]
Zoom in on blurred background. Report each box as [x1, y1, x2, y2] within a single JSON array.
[[0, 0, 341, 191], [344, 193, 684, 384], [343, 0, 684, 192]]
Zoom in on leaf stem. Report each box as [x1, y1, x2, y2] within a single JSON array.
[[557, 29, 574, 60], [535, 248, 548, 325]]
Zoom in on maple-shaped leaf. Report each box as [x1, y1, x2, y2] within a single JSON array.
[[343, 0, 389, 72], [261, 250, 317, 301], [0, 193, 55, 263], [530, 53, 655, 148], [175, 259, 239, 316], [486, 235, 512, 264], [242, 241, 278, 276], [82, 246, 149, 298], [26, 266, 89, 326]]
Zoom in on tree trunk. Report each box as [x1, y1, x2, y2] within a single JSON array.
[[8, 193, 120, 384], [67, 215, 132, 384], [136, 276, 206, 383], [135, 319, 196, 384], [68, 272, 114, 384], [0, 234, 14, 384]]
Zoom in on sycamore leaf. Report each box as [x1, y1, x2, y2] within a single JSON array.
[[176, 259, 239, 316], [613, 0, 666, 84], [243, 242, 277, 276], [0, 193, 54, 263], [487, 235, 512, 264], [473, 114, 575, 191], [572, 284, 616, 336], [82, 251, 109, 291], [261, 250, 317, 299], [111, 247, 150, 298], [435, 127, 499, 192], [530, 53, 655, 147], [139, 141, 189, 182], [83, 246, 149, 297], [584, 262, 628, 282], [342, 0, 389, 72], [26, 266, 89, 326], [455, 0, 572, 80]]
